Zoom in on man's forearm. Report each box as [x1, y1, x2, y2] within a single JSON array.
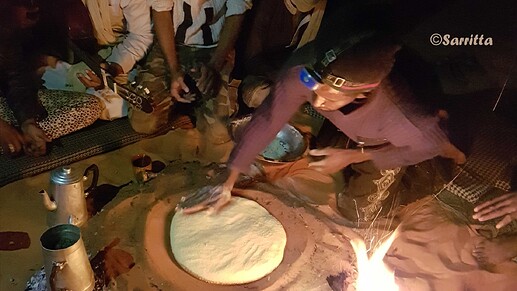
[[209, 14, 245, 70], [106, 0, 153, 73], [152, 10, 180, 75], [224, 168, 240, 188]]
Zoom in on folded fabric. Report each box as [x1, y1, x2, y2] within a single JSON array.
[[86, 87, 128, 121]]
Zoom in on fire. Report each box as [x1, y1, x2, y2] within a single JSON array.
[[349, 227, 399, 291]]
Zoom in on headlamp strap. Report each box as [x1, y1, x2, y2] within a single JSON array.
[[321, 50, 337, 67], [318, 30, 376, 68]]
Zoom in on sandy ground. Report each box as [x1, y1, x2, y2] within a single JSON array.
[[1, 122, 517, 290]]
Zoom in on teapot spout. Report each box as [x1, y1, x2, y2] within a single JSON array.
[[40, 190, 57, 211]]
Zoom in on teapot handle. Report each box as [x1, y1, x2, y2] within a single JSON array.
[[50, 261, 68, 291], [83, 164, 99, 196]]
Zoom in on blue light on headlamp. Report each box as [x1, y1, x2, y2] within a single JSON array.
[[299, 67, 321, 91], [298, 31, 377, 93]]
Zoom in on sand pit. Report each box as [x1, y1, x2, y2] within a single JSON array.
[[145, 190, 309, 290], [75, 161, 359, 290], [142, 172, 365, 290]]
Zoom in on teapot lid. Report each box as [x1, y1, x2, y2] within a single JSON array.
[[50, 166, 82, 185]]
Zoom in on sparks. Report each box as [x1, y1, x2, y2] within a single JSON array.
[[350, 227, 399, 291]]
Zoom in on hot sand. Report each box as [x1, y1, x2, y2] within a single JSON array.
[[1, 124, 517, 290]]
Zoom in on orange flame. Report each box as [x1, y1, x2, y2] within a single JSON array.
[[349, 227, 399, 291]]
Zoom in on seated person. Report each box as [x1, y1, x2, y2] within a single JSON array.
[[472, 191, 517, 269], [432, 92, 517, 270], [181, 32, 466, 222], [235, 0, 328, 115], [130, 0, 252, 134], [0, 0, 101, 157], [40, 0, 153, 121]]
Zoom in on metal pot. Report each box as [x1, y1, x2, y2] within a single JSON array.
[[40, 224, 94, 291], [229, 115, 308, 163]]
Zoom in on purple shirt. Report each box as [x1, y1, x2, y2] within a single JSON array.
[[228, 66, 449, 172]]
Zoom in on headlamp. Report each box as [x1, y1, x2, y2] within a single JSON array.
[[299, 66, 380, 92], [299, 31, 382, 93], [299, 67, 322, 91]]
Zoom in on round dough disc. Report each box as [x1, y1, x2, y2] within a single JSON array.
[[170, 196, 287, 284]]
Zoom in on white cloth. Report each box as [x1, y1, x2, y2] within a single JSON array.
[[42, 1, 152, 92], [90, 0, 154, 73], [41, 61, 72, 90], [82, 0, 118, 45], [147, 0, 174, 11], [42, 61, 128, 121], [148, 0, 252, 47], [85, 87, 129, 120]]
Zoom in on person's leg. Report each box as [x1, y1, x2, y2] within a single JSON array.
[[336, 161, 405, 222], [400, 158, 454, 205], [472, 234, 517, 270], [336, 161, 406, 223], [130, 41, 174, 134], [177, 46, 232, 145]]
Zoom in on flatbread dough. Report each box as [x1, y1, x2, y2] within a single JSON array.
[[170, 196, 287, 284]]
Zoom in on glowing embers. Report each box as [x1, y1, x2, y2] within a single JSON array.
[[350, 227, 399, 291]]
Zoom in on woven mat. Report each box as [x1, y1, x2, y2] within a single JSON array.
[[0, 117, 193, 187]]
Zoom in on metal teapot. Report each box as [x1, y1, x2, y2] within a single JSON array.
[[40, 165, 99, 227]]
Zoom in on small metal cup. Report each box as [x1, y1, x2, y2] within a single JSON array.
[[40, 224, 94, 291], [131, 154, 153, 184]]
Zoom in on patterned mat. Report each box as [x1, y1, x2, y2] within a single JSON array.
[[0, 116, 193, 187]]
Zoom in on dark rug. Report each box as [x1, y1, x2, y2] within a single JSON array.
[[0, 117, 192, 187]]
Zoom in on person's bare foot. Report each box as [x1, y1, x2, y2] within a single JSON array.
[[472, 235, 517, 270]]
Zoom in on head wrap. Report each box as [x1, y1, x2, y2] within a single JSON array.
[[285, 0, 322, 13], [317, 36, 401, 91]]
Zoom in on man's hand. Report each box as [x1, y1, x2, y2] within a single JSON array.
[[194, 64, 221, 97], [104, 62, 129, 85], [240, 75, 271, 108], [441, 142, 466, 164], [36, 55, 59, 76], [473, 192, 517, 229], [209, 183, 233, 213], [77, 69, 104, 90], [178, 169, 239, 214], [179, 185, 232, 214], [77, 62, 126, 90], [21, 119, 51, 157], [170, 72, 191, 103], [308, 148, 371, 174], [104, 62, 124, 78], [0, 120, 25, 157]]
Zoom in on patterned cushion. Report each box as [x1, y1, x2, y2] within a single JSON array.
[[0, 90, 101, 139]]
